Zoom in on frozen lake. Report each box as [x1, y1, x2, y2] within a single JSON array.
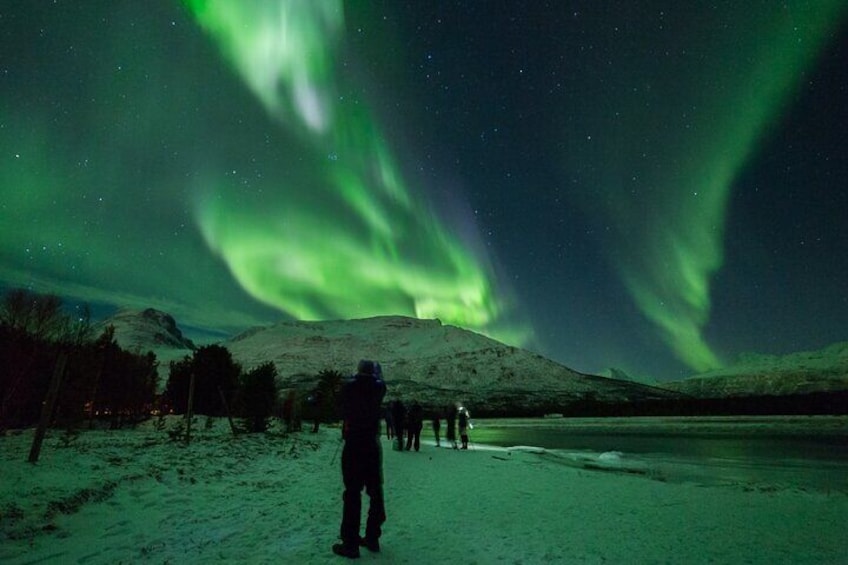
[[464, 416, 848, 493]]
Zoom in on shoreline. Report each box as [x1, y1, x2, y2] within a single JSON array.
[[469, 414, 848, 434], [2, 421, 847, 563]]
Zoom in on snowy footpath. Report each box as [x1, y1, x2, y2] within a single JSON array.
[[2, 418, 847, 564]]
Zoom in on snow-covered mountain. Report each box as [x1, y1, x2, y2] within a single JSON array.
[[222, 316, 679, 413], [661, 342, 848, 398], [96, 309, 848, 409], [95, 308, 196, 384]]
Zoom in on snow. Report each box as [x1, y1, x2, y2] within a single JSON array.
[[2, 418, 847, 564]]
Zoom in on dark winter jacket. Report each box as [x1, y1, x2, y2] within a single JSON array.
[[341, 372, 387, 442]]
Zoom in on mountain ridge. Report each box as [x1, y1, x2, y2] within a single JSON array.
[[97, 309, 848, 410], [660, 341, 848, 397], [221, 315, 681, 413], [99, 310, 679, 412]]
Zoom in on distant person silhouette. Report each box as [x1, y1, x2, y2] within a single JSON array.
[[446, 403, 458, 449], [384, 405, 394, 440], [458, 405, 471, 449], [333, 360, 387, 559], [307, 390, 322, 433], [405, 401, 424, 451], [432, 412, 441, 447], [391, 399, 406, 451]]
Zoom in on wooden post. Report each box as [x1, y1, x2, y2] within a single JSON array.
[[218, 386, 238, 436], [184, 369, 196, 445], [28, 351, 68, 463]]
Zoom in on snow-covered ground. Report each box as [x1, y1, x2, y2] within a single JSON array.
[[2, 417, 847, 564]]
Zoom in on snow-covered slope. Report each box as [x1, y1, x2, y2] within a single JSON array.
[[223, 316, 679, 413], [661, 342, 848, 398], [95, 308, 848, 407]]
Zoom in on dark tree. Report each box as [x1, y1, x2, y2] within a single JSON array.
[[94, 331, 158, 428], [0, 289, 65, 341], [52, 342, 98, 427], [0, 289, 93, 429], [46, 325, 158, 429], [163, 345, 240, 416], [238, 362, 278, 433], [0, 324, 53, 428], [164, 356, 193, 415], [310, 369, 345, 424]]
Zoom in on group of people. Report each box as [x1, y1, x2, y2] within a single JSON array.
[[385, 399, 472, 451], [332, 359, 473, 559], [385, 399, 421, 451], [431, 402, 473, 450]]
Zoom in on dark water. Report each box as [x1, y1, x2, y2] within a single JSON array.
[[463, 416, 848, 492]]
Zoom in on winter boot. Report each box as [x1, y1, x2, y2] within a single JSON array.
[[360, 536, 380, 552], [332, 542, 360, 559]]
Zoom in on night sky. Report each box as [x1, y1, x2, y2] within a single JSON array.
[[2, 1, 846, 381]]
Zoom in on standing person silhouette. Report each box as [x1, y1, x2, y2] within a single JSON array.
[[405, 401, 424, 451], [432, 411, 441, 447], [333, 360, 387, 559], [446, 403, 458, 449], [458, 405, 471, 450], [390, 399, 406, 452], [384, 405, 394, 440]]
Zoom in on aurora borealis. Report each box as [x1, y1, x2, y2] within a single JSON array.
[[2, 1, 846, 380], [184, 0, 519, 342]]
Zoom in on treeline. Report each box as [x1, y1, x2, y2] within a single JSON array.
[[161, 346, 345, 433], [0, 288, 345, 434], [0, 289, 157, 430], [162, 345, 282, 432]]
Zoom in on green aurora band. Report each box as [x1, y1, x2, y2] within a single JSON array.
[[183, 0, 528, 344], [577, 2, 846, 371], [4, 2, 843, 375]]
